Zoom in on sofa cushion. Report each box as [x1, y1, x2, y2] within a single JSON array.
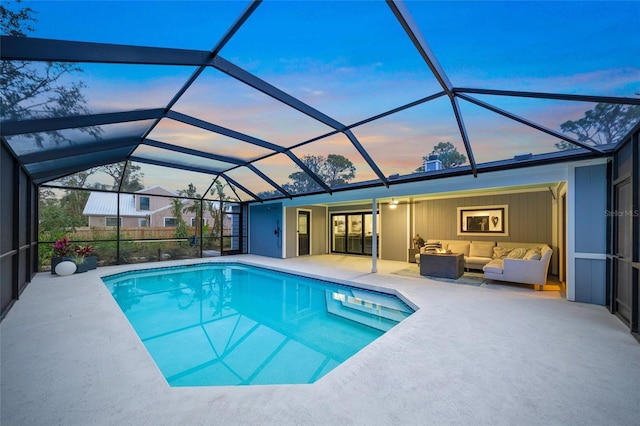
[[506, 247, 528, 259], [447, 242, 470, 257], [492, 246, 512, 259], [466, 256, 494, 267], [524, 249, 542, 260], [469, 241, 495, 258], [483, 259, 503, 274]]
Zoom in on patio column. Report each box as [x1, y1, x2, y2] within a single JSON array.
[[372, 198, 377, 273]]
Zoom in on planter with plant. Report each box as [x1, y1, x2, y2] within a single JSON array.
[[73, 244, 96, 273], [51, 237, 73, 275], [51, 238, 98, 274]]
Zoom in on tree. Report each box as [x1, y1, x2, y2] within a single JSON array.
[[285, 154, 325, 194], [59, 172, 92, 224], [38, 192, 79, 240], [98, 162, 145, 192], [0, 0, 102, 145], [284, 154, 357, 194], [208, 181, 231, 240], [170, 198, 188, 238], [179, 183, 203, 237], [324, 154, 356, 186], [556, 103, 640, 150], [416, 141, 467, 171]]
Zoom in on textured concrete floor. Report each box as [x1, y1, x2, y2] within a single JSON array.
[[2, 254, 639, 426]]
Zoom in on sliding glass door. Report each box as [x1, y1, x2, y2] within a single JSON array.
[[331, 212, 378, 255]]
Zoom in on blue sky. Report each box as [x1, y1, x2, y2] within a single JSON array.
[[11, 1, 640, 193]]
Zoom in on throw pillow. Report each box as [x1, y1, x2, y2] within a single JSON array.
[[492, 246, 512, 259], [524, 249, 542, 261], [506, 247, 528, 259], [422, 242, 441, 253], [469, 242, 495, 258], [524, 252, 542, 261]]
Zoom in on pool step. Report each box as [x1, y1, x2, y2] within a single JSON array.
[[325, 291, 410, 331]]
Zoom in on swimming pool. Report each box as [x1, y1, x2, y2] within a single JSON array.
[[102, 262, 414, 386]]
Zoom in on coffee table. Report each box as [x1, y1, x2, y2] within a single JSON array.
[[419, 253, 465, 279]]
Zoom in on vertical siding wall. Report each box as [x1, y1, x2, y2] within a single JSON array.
[[381, 203, 409, 262], [249, 203, 283, 258], [285, 207, 296, 258], [283, 206, 327, 258], [414, 191, 553, 244], [309, 206, 328, 256], [573, 164, 608, 305]]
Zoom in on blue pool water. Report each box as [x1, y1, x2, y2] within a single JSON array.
[[101, 263, 414, 386]]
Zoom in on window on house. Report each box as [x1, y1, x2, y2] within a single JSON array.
[[190, 217, 208, 227], [164, 217, 178, 227], [105, 217, 121, 227], [140, 197, 150, 211], [138, 218, 148, 227]]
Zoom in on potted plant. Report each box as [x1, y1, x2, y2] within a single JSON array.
[[73, 244, 96, 273], [51, 237, 73, 275]]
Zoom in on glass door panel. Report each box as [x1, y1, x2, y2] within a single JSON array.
[[332, 215, 346, 253], [347, 214, 363, 253], [331, 212, 378, 255]]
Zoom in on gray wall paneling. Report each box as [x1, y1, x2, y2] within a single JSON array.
[[575, 258, 607, 305], [574, 163, 608, 304], [381, 203, 408, 262], [414, 191, 553, 244], [310, 206, 327, 256]]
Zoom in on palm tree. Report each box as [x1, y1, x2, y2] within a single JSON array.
[[170, 198, 188, 238], [208, 181, 230, 240]]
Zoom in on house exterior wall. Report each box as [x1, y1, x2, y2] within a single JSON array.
[[319, 191, 553, 263], [381, 202, 409, 262], [310, 205, 328, 256], [413, 190, 553, 245], [135, 187, 175, 212], [87, 197, 219, 230], [285, 207, 297, 258], [249, 203, 283, 258], [88, 215, 140, 228], [570, 163, 608, 305], [283, 205, 328, 258]]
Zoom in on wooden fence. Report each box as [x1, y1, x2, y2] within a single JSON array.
[[68, 227, 197, 241]]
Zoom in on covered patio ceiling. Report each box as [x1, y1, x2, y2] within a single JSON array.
[[1, 0, 639, 203]]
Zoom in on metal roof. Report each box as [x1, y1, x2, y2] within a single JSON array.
[[1, 0, 639, 203], [82, 192, 146, 217]]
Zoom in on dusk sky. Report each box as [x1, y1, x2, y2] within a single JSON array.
[[13, 1, 640, 196]]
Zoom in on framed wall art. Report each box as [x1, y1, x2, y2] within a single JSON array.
[[457, 205, 509, 236]]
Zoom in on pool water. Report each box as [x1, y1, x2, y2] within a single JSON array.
[[102, 263, 414, 386]]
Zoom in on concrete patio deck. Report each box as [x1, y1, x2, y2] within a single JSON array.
[[2, 254, 639, 425]]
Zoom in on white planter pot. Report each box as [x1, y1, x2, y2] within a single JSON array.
[[55, 260, 77, 276]]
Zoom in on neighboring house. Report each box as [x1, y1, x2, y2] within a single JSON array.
[[82, 186, 219, 229]]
